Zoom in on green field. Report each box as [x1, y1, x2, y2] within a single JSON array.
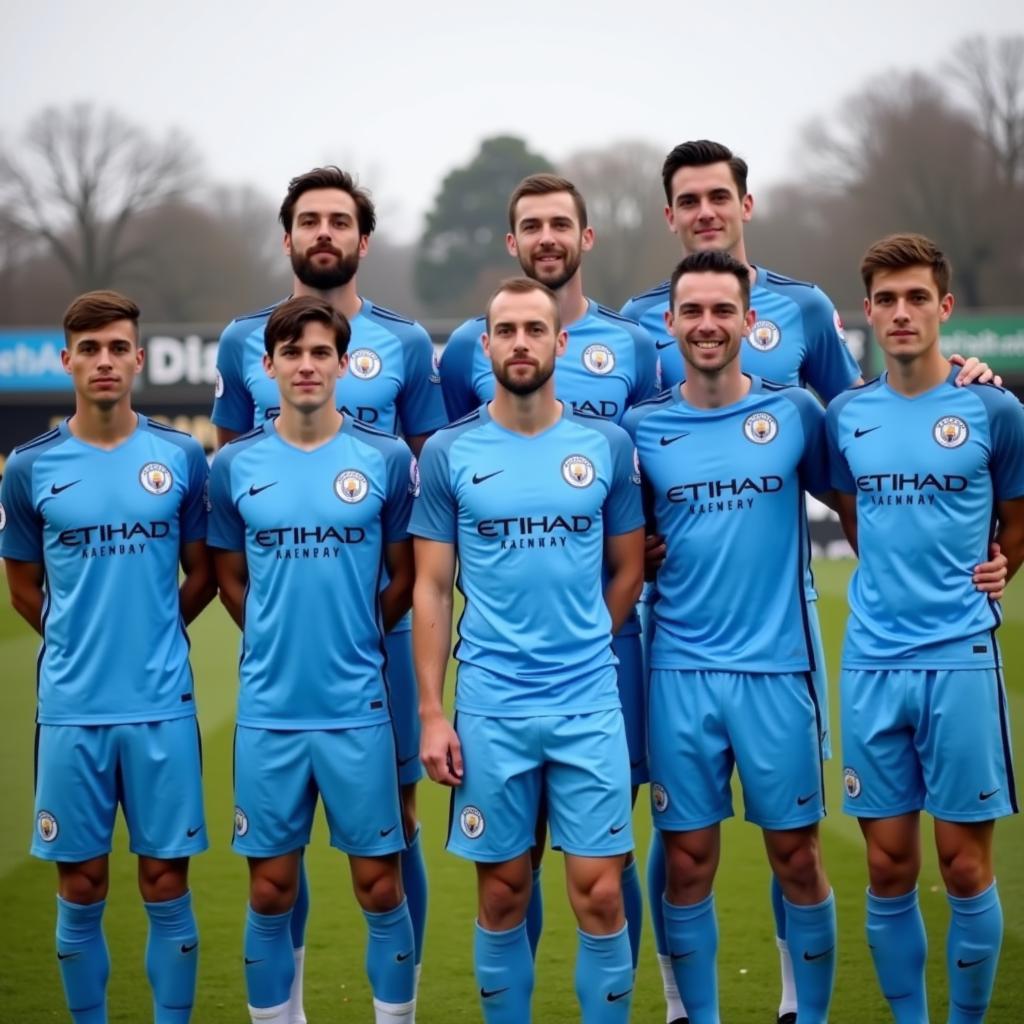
[[0, 559, 1021, 1022]]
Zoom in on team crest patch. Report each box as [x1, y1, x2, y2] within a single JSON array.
[[0, 502, 6, 532], [37, 810, 59, 842], [460, 805, 485, 839], [933, 416, 968, 449], [214, 368, 225, 398], [651, 783, 669, 813], [843, 768, 861, 799], [748, 320, 781, 352], [743, 412, 778, 444], [335, 469, 369, 503], [429, 349, 441, 385], [582, 343, 615, 375], [140, 462, 173, 494], [631, 447, 641, 485], [562, 454, 595, 488], [409, 457, 421, 498], [350, 348, 382, 380], [234, 807, 249, 837]]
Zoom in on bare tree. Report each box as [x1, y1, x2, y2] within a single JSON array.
[[0, 103, 200, 292]]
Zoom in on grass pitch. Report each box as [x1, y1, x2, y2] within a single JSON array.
[[0, 559, 1021, 1022]]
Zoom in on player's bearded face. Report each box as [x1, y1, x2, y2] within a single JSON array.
[[290, 241, 360, 291], [517, 233, 583, 292], [493, 346, 557, 396]]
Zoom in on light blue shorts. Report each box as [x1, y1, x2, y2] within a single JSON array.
[[33, 717, 207, 861], [841, 667, 1017, 822], [233, 723, 406, 857], [448, 709, 633, 862], [648, 669, 824, 831]]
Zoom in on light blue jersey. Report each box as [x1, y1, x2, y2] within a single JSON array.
[[409, 404, 644, 715], [0, 417, 208, 725], [827, 369, 1024, 667], [623, 377, 830, 672], [621, 266, 860, 401], [207, 417, 415, 729], [439, 300, 658, 425], [212, 298, 446, 438]]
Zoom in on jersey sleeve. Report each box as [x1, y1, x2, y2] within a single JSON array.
[[825, 400, 856, 494], [211, 321, 256, 433], [408, 438, 457, 542], [382, 440, 415, 543], [206, 451, 245, 551], [0, 452, 43, 562], [801, 293, 861, 402], [988, 390, 1024, 500], [396, 325, 447, 437], [628, 324, 659, 407], [789, 391, 830, 496], [603, 429, 645, 536], [439, 322, 484, 423], [180, 441, 210, 543]]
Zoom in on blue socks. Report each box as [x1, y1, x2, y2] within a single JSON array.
[[475, 920, 534, 1024], [947, 882, 1003, 1023], [363, 899, 415, 1005], [245, 906, 295, 1010], [576, 926, 634, 1022], [526, 867, 543, 957], [401, 828, 428, 966], [771, 873, 787, 940], [144, 891, 199, 1024], [783, 890, 836, 1024], [663, 893, 719, 1024], [866, 887, 928, 1023], [620, 859, 642, 973], [56, 896, 110, 1024]]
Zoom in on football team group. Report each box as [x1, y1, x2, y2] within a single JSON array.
[[1, 140, 1022, 1024]]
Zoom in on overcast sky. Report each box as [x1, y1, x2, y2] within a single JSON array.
[[4, 0, 1023, 242]]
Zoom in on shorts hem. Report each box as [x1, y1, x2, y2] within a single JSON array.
[[843, 801, 922, 819], [924, 803, 1016, 823], [31, 845, 110, 863], [746, 811, 823, 831], [446, 842, 534, 864], [232, 840, 310, 858], [654, 808, 733, 832], [557, 841, 634, 858], [398, 762, 424, 786], [130, 840, 208, 859], [329, 838, 407, 857]]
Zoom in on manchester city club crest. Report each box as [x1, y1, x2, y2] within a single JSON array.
[[460, 805, 485, 839], [651, 783, 669, 813], [349, 348, 382, 380], [140, 462, 173, 494], [214, 368, 225, 398], [0, 502, 6, 532], [743, 411, 779, 444], [933, 415, 969, 449], [562, 454, 595, 488], [747, 319, 781, 352], [234, 807, 249, 837], [843, 768, 861, 799], [335, 469, 369, 503], [37, 810, 59, 842], [582, 343, 615, 375], [409, 457, 421, 498]]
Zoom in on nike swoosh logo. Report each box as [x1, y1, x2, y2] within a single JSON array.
[[854, 426, 880, 438], [670, 950, 695, 960], [472, 470, 503, 485], [186, 825, 203, 837], [796, 792, 817, 806], [380, 825, 398, 837], [606, 989, 633, 1002], [180, 942, 198, 954], [660, 433, 690, 446], [979, 789, 1000, 801], [656, 339, 675, 350], [244, 957, 263, 966], [50, 481, 80, 495], [609, 823, 628, 835], [804, 946, 834, 961], [957, 956, 988, 969], [480, 987, 508, 999], [56, 951, 80, 961], [396, 951, 413, 962], [248, 483, 277, 496]]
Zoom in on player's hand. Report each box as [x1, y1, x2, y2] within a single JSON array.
[[644, 532, 666, 582], [421, 712, 464, 786], [973, 542, 1008, 601], [950, 354, 1003, 389]]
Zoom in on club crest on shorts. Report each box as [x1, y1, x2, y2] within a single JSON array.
[[37, 810, 59, 842], [460, 805, 485, 839], [335, 469, 369, 503], [631, 446, 641, 485], [562, 454, 595, 488], [409, 457, 421, 497], [429, 348, 441, 384], [748, 319, 781, 352], [843, 768, 861, 799], [582, 343, 615, 375], [651, 783, 669, 813], [140, 462, 173, 494], [0, 502, 6, 532], [743, 411, 778, 444], [234, 807, 249, 837], [214, 368, 225, 398], [933, 415, 968, 449], [350, 348, 382, 380]]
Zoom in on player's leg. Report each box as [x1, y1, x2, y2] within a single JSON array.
[[36, 724, 119, 1024], [844, 667, 929, 1023], [526, 794, 547, 957], [233, 726, 316, 1024], [546, 708, 634, 1022], [448, 713, 541, 1023], [123, 718, 207, 1024], [317, 722, 414, 1023]]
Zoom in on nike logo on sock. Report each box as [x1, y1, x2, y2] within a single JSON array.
[[56, 951, 80, 961], [670, 950, 695, 960], [180, 942, 198, 954], [396, 950, 413, 962], [957, 955, 989, 969], [606, 989, 633, 1002], [244, 957, 263, 966], [480, 987, 508, 998], [804, 946, 834, 961]]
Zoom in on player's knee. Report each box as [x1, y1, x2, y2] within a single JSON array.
[[478, 873, 530, 927], [58, 866, 108, 905], [774, 838, 824, 887], [353, 864, 403, 913], [571, 871, 623, 927], [866, 841, 918, 895], [249, 872, 297, 915], [938, 847, 989, 898], [138, 857, 188, 903]]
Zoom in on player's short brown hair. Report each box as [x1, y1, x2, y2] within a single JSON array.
[[860, 233, 952, 296], [264, 296, 351, 358], [485, 277, 561, 334], [61, 290, 140, 346], [661, 140, 749, 203], [278, 166, 376, 236], [669, 250, 751, 311], [507, 174, 588, 232]]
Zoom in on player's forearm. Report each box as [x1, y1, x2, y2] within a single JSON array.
[[8, 583, 44, 635], [994, 519, 1024, 584], [604, 565, 644, 634], [179, 554, 217, 625], [413, 581, 453, 718]]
